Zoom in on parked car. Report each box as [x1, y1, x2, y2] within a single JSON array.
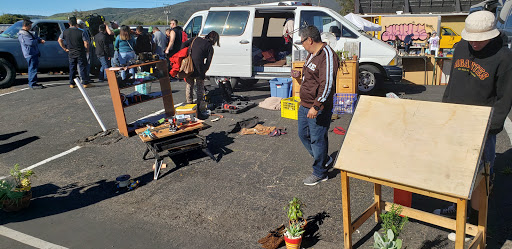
[[0, 19, 70, 88], [183, 2, 402, 93]]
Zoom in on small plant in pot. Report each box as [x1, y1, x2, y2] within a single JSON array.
[[0, 164, 35, 212], [283, 197, 306, 249]]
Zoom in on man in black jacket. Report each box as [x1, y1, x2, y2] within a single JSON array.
[[58, 16, 91, 88], [94, 24, 111, 82], [434, 11, 512, 239], [134, 26, 153, 55]]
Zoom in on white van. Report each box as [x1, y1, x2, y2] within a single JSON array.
[[183, 2, 402, 93]]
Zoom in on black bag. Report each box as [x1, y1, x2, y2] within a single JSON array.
[[85, 14, 105, 37]]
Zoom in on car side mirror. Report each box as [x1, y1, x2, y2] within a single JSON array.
[[499, 1, 512, 24]]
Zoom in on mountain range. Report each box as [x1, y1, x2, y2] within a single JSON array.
[[46, 0, 342, 25]]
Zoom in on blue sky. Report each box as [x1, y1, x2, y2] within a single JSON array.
[[2, 0, 187, 16]]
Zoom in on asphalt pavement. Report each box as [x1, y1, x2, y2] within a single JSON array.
[[1, 74, 512, 249]]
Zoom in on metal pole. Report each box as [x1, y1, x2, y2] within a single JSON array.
[[74, 78, 107, 132]]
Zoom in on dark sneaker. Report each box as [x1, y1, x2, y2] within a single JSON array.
[[433, 203, 456, 218], [30, 84, 46, 90], [324, 156, 333, 169], [303, 174, 328, 186]]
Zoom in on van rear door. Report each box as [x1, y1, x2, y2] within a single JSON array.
[[201, 9, 255, 77]]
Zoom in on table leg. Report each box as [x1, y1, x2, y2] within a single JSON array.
[[477, 177, 488, 249], [374, 183, 382, 222], [341, 171, 352, 249], [455, 198, 468, 249]]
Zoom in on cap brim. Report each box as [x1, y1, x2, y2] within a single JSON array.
[[461, 28, 500, 41]]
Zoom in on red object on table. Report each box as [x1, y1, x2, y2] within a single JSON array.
[[393, 189, 412, 207]]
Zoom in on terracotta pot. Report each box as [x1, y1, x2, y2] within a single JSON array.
[[284, 235, 302, 249], [2, 191, 32, 212], [352, 55, 358, 61]]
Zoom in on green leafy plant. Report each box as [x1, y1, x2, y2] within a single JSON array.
[[10, 164, 35, 192], [380, 204, 408, 237], [284, 197, 304, 223], [284, 197, 306, 239], [373, 229, 402, 249]]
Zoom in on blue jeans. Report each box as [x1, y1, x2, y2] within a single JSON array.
[[98, 56, 110, 81], [69, 55, 88, 85], [298, 105, 332, 178], [25, 56, 39, 87], [482, 133, 496, 174], [118, 51, 135, 80]]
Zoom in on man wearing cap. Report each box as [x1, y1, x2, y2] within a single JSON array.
[[434, 10, 512, 240], [17, 19, 46, 89]]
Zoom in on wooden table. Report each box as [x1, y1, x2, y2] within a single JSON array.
[[135, 121, 215, 179], [334, 96, 492, 249]]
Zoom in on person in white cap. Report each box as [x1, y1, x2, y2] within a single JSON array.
[[435, 10, 512, 241]]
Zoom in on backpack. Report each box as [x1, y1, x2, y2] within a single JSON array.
[[182, 31, 188, 43], [85, 13, 105, 37]]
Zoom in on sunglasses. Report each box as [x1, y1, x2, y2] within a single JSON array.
[[300, 37, 309, 44]]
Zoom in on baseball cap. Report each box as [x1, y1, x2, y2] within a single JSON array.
[[77, 19, 85, 26], [461, 11, 500, 41]]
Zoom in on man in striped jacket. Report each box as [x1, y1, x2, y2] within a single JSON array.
[[298, 26, 339, 186]]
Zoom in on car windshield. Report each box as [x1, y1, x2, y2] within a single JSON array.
[[0, 21, 23, 38]]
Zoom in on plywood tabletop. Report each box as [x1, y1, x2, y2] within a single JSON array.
[[334, 96, 492, 199]]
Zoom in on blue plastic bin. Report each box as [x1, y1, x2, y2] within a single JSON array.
[[269, 78, 292, 98]]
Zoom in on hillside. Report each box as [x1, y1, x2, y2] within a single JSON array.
[[47, 0, 342, 25]]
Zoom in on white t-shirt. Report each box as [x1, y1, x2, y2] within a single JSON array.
[[428, 36, 440, 50]]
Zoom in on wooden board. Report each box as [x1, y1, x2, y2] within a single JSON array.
[[135, 121, 205, 143], [334, 96, 491, 199]]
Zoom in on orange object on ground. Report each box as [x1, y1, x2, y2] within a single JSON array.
[[393, 189, 412, 207]]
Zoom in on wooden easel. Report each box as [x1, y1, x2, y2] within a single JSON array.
[[334, 96, 492, 249]]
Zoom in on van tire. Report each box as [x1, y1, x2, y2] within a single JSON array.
[[358, 64, 382, 94], [0, 58, 16, 89]]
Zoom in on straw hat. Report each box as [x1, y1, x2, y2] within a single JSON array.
[[461, 11, 500, 41]]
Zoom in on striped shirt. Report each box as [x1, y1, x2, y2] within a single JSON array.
[[300, 43, 339, 111]]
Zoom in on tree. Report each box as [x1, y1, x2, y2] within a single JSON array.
[[0, 14, 27, 24], [337, 0, 355, 15], [71, 9, 86, 19]]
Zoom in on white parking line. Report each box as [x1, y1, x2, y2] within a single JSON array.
[[0, 87, 29, 97], [0, 225, 69, 249], [0, 146, 81, 180]]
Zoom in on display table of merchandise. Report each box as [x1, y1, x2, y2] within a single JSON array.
[[135, 121, 215, 180]]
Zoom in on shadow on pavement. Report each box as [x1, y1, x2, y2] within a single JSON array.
[[0, 131, 27, 141], [0, 136, 39, 154], [353, 223, 382, 249], [419, 234, 449, 248], [302, 211, 330, 248]]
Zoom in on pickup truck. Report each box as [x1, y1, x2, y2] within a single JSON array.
[[471, 0, 512, 48], [0, 19, 70, 88]]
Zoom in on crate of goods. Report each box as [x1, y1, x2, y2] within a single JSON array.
[[281, 96, 300, 120], [333, 93, 357, 114], [269, 78, 293, 98]]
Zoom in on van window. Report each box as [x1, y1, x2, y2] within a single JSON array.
[[300, 11, 341, 35], [267, 18, 286, 37], [34, 23, 61, 41], [184, 16, 203, 38], [442, 28, 455, 36], [253, 17, 263, 37], [202, 11, 249, 36]]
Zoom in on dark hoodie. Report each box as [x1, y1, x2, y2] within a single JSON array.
[[442, 33, 512, 134]]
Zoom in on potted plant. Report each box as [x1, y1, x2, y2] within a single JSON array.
[[373, 204, 408, 249], [283, 197, 306, 249], [0, 164, 35, 212]]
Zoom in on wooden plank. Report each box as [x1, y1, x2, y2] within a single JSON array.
[[383, 202, 479, 236], [106, 69, 129, 137], [477, 175, 488, 248], [468, 231, 484, 249], [155, 61, 175, 117], [374, 184, 382, 222], [351, 202, 378, 231], [455, 199, 468, 249], [341, 171, 353, 249], [135, 122, 205, 143], [334, 96, 492, 199], [348, 172, 459, 203]]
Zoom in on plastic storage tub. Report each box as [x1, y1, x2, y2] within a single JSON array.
[[269, 78, 292, 98]]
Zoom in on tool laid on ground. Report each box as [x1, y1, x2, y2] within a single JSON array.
[[216, 101, 257, 114]]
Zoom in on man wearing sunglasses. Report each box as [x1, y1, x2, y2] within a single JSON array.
[[297, 26, 339, 186]]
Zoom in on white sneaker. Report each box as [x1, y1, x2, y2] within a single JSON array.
[[447, 232, 472, 242]]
